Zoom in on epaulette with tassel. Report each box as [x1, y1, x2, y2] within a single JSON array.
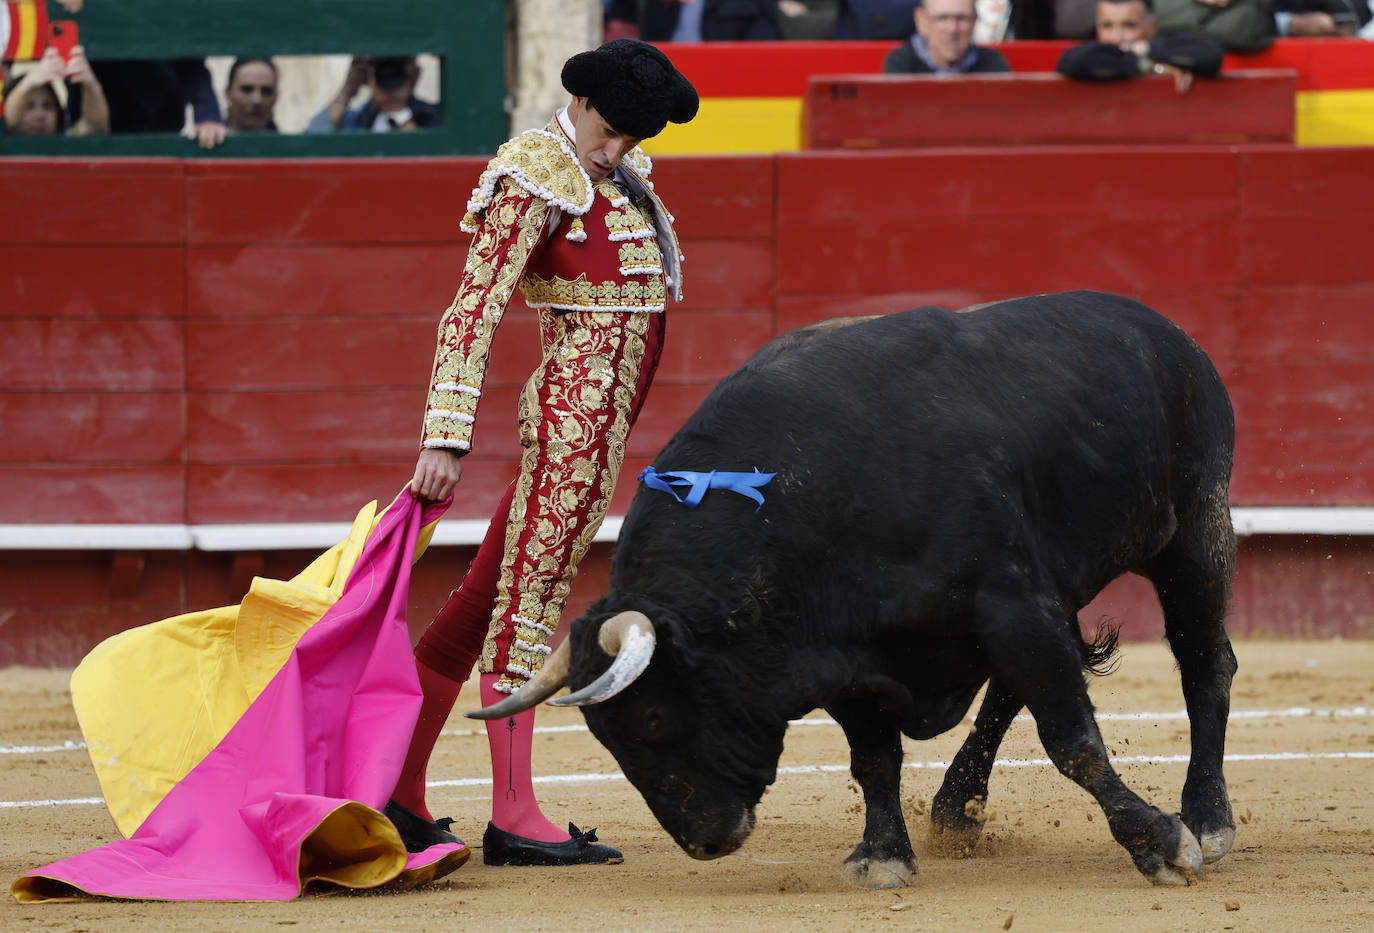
[[460, 128, 596, 238]]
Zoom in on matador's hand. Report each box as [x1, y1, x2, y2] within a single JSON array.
[[411, 447, 463, 501]]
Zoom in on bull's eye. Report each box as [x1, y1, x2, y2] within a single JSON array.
[[639, 705, 669, 742], [630, 700, 693, 744]]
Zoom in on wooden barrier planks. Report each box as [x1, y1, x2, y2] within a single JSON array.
[[1237, 147, 1374, 287], [0, 160, 191, 523], [4, 147, 1373, 530], [6, 146, 1374, 663], [0, 159, 185, 245], [0, 246, 184, 320], [184, 159, 483, 245], [776, 148, 1241, 296], [803, 72, 1298, 150]]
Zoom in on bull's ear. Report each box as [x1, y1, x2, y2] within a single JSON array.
[[547, 611, 656, 707], [465, 639, 571, 719]]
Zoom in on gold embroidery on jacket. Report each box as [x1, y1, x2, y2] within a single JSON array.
[[521, 273, 666, 310], [467, 129, 593, 217], [604, 206, 655, 241], [424, 179, 550, 447], [617, 239, 663, 271]]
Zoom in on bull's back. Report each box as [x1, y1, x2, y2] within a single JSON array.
[[632, 292, 1231, 605], [687, 291, 1228, 480]]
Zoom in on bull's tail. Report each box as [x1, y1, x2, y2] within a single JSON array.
[[1077, 618, 1121, 678]]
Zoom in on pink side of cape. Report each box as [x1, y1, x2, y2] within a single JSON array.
[[20, 493, 461, 900]]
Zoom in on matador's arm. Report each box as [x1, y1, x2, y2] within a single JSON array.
[[422, 177, 551, 454]]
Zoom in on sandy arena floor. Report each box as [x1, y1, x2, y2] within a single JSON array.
[[3, 639, 1372, 932]]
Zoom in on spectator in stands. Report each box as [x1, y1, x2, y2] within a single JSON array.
[[3, 45, 109, 135], [779, 0, 843, 38], [310, 56, 369, 133], [223, 58, 279, 134], [606, 0, 842, 41], [884, 0, 1012, 73], [1058, 0, 1223, 93], [91, 58, 227, 147], [1053, 0, 1103, 37], [307, 56, 440, 133], [48, 1, 223, 146], [1275, 0, 1371, 35], [836, 0, 920, 37], [1153, 0, 1277, 50], [604, 0, 694, 40], [701, 0, 784, 38]]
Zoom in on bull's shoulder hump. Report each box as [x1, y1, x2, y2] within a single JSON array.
[[762, 307, 954, 357]]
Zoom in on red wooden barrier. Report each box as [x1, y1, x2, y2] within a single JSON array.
[[3, 148, 1373, 664], [803, 72, 1298, 149], [4, 148, 1373, 521]]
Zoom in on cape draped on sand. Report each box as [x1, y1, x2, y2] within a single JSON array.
[[13, 490, 468, 902]]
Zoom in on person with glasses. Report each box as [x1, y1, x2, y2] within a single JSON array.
[[883, 0, 1011, 73]]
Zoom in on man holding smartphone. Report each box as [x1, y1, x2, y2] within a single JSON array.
[[389, 38, 698, 868]]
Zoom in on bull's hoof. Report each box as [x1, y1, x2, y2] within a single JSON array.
[[1147, 823, 1202, 886], [843, 841, 917, 889], [841, 855, 917, 889], [927, 818, 982, 858], [1199, 825, 1235, 864]]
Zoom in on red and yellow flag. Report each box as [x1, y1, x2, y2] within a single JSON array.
[[3, 1, 50, 61]]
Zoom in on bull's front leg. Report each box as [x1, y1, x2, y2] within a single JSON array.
[[930, 677, 1023, 855], [827, 696, 917, 889]]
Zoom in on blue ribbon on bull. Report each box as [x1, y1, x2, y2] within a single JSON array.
[[638, 467, 777, 510]]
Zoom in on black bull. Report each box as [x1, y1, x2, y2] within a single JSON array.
[[473, 291, 1238, 888]]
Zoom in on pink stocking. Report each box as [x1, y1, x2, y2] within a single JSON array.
[[390, 659, 465, 821], [482, 671, 568, 842]]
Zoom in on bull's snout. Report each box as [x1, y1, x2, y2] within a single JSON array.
[[683, 809, 756, 860], [686, 840, 738, 860]]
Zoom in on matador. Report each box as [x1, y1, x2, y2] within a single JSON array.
[[389, 39, 699, 868]]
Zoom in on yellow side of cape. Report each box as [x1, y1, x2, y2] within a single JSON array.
[[70, 493, 440, 838]]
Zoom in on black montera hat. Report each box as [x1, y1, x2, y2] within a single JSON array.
[[561, 39, 699, 140]]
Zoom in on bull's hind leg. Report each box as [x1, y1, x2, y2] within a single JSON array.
[[1142, 494, 1238, 863], [826, 697, 918, 888], [929, 678, 1023, 855], [980, 596, 1201, 885]]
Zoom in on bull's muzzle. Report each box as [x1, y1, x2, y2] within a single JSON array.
[[683, 809, 756, 860]]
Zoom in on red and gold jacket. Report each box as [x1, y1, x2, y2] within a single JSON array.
[[421, 113, 683, 453]]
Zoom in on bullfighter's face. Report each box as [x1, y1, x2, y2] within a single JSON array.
[[568, 96, 643, 182]]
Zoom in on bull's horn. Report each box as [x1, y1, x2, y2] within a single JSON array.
[[464, 637, 571, 720], [547, 611, 655, 708]]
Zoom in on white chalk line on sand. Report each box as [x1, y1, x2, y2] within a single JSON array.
[[5, 705, 1370, 756], [4, 749, 1373, 811], [6, 750, 1374, 809], [5, 707, 1370, 809]]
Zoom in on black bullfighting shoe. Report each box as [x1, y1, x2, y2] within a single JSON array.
[[482, 821, 624, 866], [384, 799, 465, 854]]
